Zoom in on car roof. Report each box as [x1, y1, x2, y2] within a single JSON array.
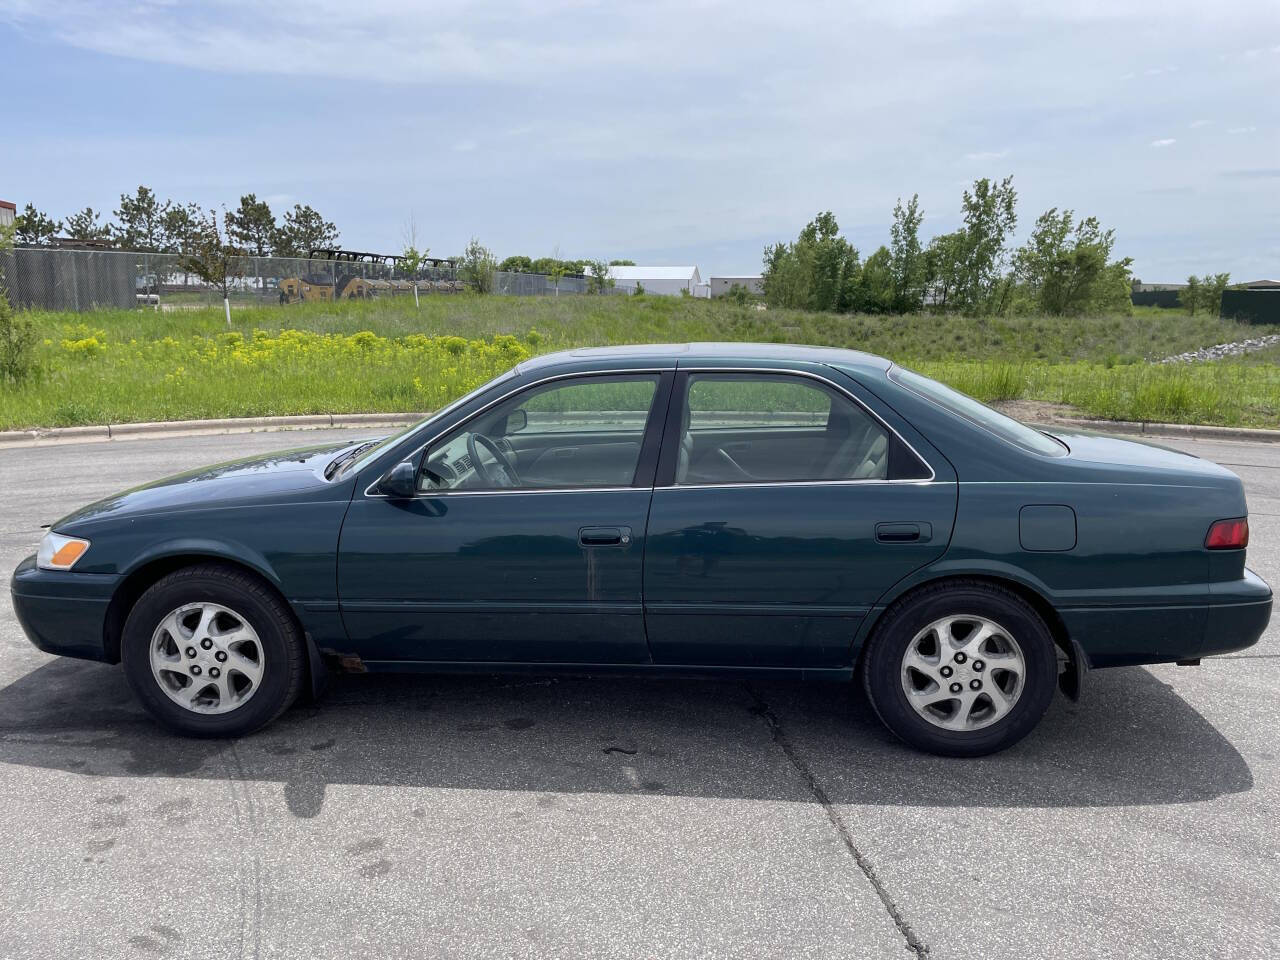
[[517, 342, 892, 375]]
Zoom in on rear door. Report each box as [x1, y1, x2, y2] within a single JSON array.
[[642, 366, 957, 668]]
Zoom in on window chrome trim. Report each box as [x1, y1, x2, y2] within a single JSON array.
[[363, 368, 668, 499], [653, 478, 942, 492], [668, 366, 937, 485]]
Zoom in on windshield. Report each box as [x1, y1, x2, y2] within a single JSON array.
[[888, 365, 1067, 457], [333, 368, 520, 478]]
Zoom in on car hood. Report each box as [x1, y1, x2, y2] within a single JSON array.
[[54, 438, 376, 530]]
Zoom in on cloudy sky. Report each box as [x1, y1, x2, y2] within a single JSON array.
[[1, 0, 1277, 280]]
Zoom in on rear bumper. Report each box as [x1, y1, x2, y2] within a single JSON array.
[[1203, 567, 1272, 658], [10, 555, 119, 662], [1061, 568, 1271, 668]]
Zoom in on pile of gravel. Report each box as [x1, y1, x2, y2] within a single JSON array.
[[1160, 333, 1280, 364]]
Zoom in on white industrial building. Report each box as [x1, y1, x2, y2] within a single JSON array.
[[606, 265, 709, 297], [709, 275, 763, 297]]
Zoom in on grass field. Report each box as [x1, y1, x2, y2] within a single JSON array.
[[1, 296, 1276, 430]]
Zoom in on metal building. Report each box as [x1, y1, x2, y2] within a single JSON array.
[[606, 265, 709, 297], [709, 275, 763, 297]]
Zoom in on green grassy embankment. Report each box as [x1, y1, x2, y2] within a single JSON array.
[[1, 296, 1275, 430]]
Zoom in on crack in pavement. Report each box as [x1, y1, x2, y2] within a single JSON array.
[[744, 685, 929, 958]]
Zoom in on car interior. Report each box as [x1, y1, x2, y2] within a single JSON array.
[[417, 373, 924, 492]]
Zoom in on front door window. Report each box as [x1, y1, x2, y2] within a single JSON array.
[[420, 376, 660, 492]]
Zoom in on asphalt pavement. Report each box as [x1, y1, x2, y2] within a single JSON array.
[[0, 428, 1277, 959]]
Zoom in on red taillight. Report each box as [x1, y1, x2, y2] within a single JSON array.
[[1205, 518, 1249, 550]]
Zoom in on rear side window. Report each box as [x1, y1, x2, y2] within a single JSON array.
[[889, 366, 1066, 457], [673, 374, 927, 484]]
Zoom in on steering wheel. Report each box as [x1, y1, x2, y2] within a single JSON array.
[[466, 432, 521, 487]]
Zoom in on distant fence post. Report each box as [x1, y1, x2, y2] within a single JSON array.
[[69, 253, 80, 312]]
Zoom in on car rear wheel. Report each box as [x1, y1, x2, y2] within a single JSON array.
[[862, 580, 1057, 756], [122, 564, 304, 737]]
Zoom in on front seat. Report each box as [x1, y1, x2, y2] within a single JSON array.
[[675, 402, 694, 483]]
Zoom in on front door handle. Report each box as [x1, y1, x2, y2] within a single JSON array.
[[876, 522, 931, 544], [579, 525, 632, 547]]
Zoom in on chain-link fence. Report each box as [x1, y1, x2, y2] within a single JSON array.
[[1, 247, 636, 312]]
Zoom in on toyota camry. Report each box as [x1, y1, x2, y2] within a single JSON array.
[[11, 344, 1272, 755]]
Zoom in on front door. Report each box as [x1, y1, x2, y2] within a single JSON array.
[[338, 373, 671, 665], [643, 370, 956, 668]]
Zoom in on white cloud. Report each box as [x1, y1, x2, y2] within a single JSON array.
[[4, 0, 1280, 278], [1188, 120, 1211, 129]]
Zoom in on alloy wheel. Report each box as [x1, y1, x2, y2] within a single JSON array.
[[149, 602, 265, 715], [900, 614, 1026, 731]]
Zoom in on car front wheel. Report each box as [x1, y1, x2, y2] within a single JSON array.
[[121, 564, 304, 737], [861, 580, 1058, 756]]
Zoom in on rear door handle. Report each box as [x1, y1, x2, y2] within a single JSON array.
[[579, 525, 632, 547], [876, 522, 931, 543]]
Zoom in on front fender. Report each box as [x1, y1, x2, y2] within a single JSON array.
[[120, 537, 284, 591]]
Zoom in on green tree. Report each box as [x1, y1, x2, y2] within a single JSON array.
[[609, 259, 636, 266], [112, 186, 169, 251], [498, 255, 533, 273], [1203, 272, 1231, 317], [273, 204, 339, 258], [923, 231, 967, 311], [0, 220, 39, 384], [955, 176, 1018, 314], [585, 259, 615, 295], [850, 246, 895, 313], [1181, 275, 1202, 315], [531, 256, 585, 276], [180, 210, 245, 327], [761, 211, 860, 312], [225, 194, 276, 256], [547, 261, 568, 295], [398, 214, 427, 308], [458, 237, 497, 293], [1012, 208, 1133, 315], [761, 241, 813, 309], [13, 203, 61, 245], [63, 207, 111, 243], [889, 194, 926, 312], [160, 202, 204, 253]]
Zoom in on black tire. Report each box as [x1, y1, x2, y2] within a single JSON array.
[[121, 563, 304, 737], [861, 580, 1057, 757]]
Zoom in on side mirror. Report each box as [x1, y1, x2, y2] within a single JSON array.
[[377, 460, 418, 499]]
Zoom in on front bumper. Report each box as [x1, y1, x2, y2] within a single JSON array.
[[10, 555, 120, 662], [1203, 567, 1273, 658]]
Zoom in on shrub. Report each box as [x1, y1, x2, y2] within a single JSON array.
[[0, 294, 40, 384]]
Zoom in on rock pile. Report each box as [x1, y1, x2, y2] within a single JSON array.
[[1160, 333, 1280, 364]]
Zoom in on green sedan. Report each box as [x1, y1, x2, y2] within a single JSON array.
[[11, 344, 1272, 755]]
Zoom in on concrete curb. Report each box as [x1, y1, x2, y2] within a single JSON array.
[[0, 412, 428, 449], [0, 411, 1276, 449], [1047, 418, 1280, 444]]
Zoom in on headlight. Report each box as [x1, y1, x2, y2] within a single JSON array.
[[36, 531, 91, 571]]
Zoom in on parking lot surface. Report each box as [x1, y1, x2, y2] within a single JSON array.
[[1, 429, 1277, 959]]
